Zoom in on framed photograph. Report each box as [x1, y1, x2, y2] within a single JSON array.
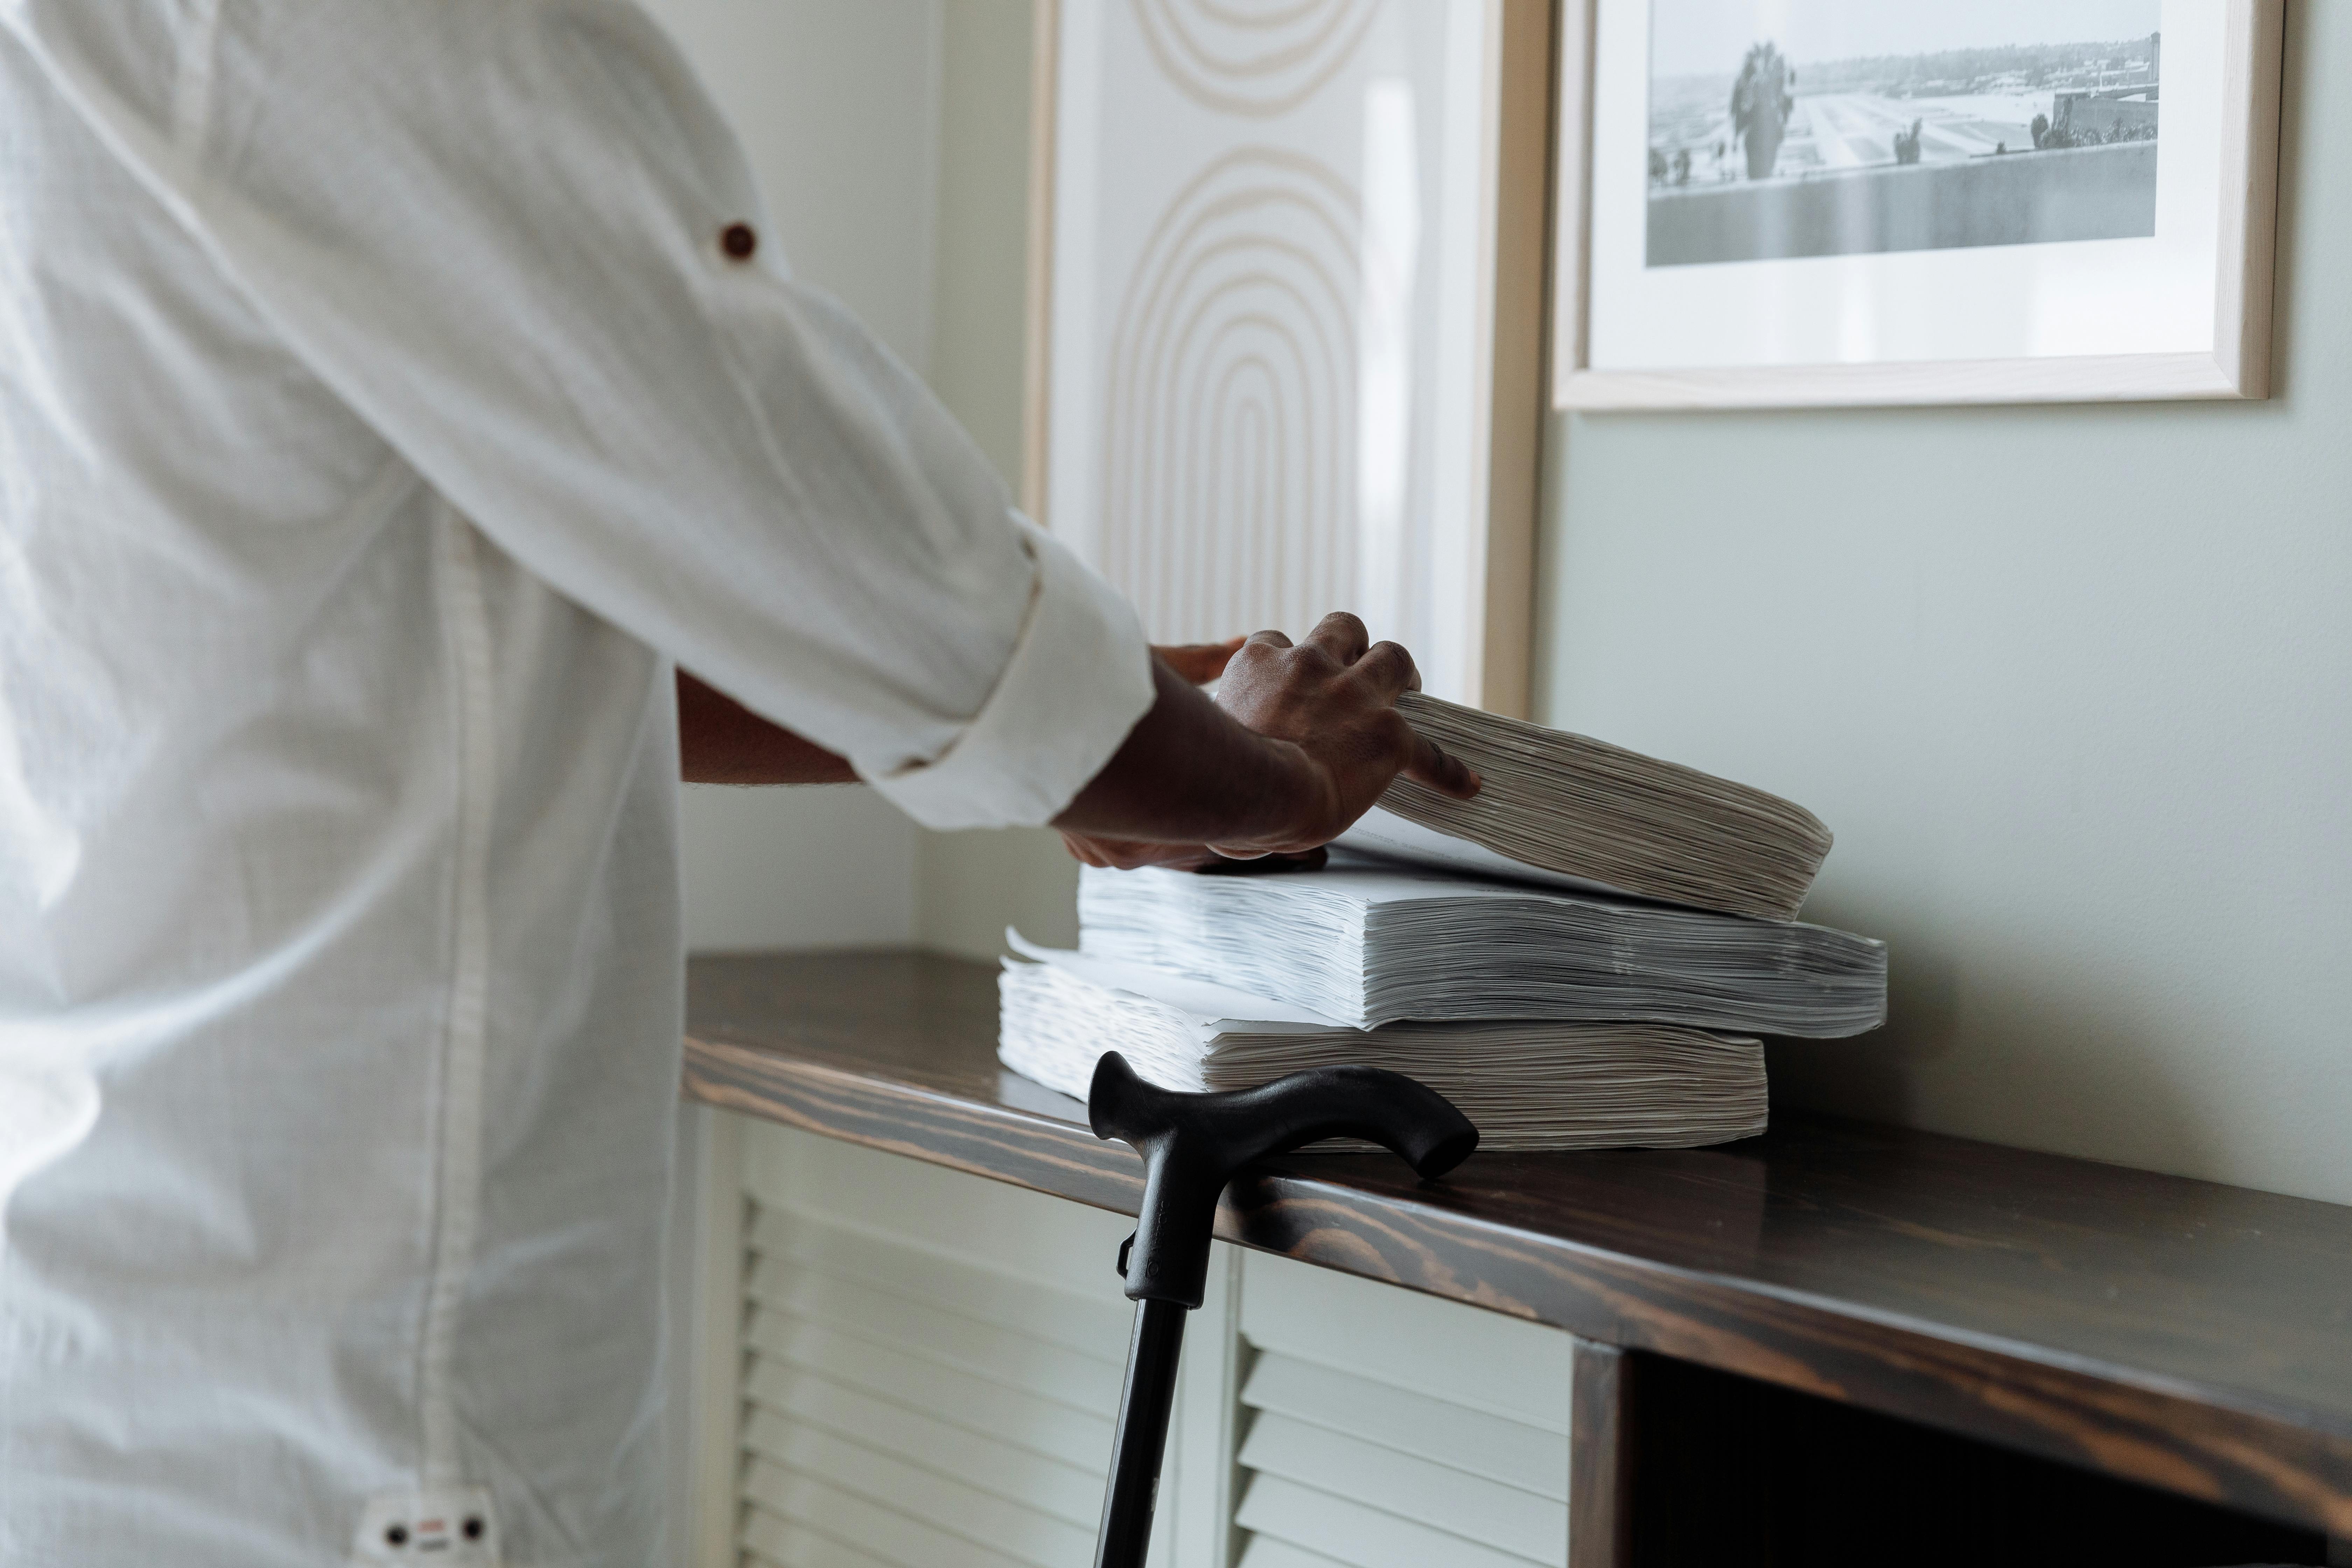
[[1027, 0, 1554, 715], [1552, 0, 2286, 410]]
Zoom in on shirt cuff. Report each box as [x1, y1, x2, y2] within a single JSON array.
[[868, 515, 1155, 831]]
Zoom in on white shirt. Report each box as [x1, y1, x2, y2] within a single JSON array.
[[0, 4, 1154, 1564]]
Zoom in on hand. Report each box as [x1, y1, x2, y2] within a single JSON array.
[[1063, 639, 1260, 870], [1152, 637, 1245, 686], [1207, 613, 1479, 857], [1058, 831, 1223, 872], [1051, 618, 1477, 869], [1057, 835, 1331, 873], [1060, 638, 1245, 868]]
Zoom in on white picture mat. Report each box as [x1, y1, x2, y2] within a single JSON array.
[[1043, 0, 1507, 705], [1586, 0, 2224, 372], [1549, 0, 2282, 408]]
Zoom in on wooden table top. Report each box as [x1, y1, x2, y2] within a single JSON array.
[[684, 948, 2352, 1537]]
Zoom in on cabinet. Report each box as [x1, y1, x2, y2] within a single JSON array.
[[683, 952, 2352, 1568], [704, 1121, 1579, 1568]]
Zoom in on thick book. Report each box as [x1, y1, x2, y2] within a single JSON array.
[[997, 941, 1768, 1153], [1077, 856, 1886, 1037], [1345, 691, 1834, 922]]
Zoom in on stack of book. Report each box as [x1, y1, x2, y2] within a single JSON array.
[[998, 694, 1887, 1152]]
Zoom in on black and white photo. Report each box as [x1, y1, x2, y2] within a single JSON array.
[[1647, 0, 2163, 266], [1558, 0, 2281, 408]]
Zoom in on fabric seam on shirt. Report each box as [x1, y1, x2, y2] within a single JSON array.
[[421, 505, 498, 1490]]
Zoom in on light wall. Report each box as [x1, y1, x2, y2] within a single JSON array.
[[1543, 7, 2349, 1205]]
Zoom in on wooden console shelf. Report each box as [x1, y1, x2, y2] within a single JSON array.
[[684, 949, 2352, 1546]]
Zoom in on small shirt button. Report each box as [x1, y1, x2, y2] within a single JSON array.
[[720, 222, 758, 261]]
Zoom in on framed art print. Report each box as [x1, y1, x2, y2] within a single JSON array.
[[1030, 0, 1555, 715], [1552, 0, 2285, 409]]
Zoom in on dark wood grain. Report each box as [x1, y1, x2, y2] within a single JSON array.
[[685, 950, 2352, 1536]]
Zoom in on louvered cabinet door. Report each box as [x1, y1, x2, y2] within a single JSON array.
[[731, 1122, 1180, 1568], [1224, 1253, 1576, 1568]]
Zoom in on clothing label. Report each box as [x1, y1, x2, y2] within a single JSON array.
[[351, 1488, 501, 1565]]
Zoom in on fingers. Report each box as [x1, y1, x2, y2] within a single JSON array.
[[1353, 640, 1420, 699], [1152, 637, 1246, 686], [1059, 831, 1115, 868], [1303, 611, 1370, 666], [1401, 724, 1482, 800], [1059, 832, 1219, 871], [1192, 847, 1331, 876]]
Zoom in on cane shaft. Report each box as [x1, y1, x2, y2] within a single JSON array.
[[1092, 1298, 1188, 1568]]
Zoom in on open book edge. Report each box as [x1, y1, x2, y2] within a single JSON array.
[[1333, 806, 1645, 899]]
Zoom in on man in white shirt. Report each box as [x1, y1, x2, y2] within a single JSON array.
[[0, 5, 1473, 1564]]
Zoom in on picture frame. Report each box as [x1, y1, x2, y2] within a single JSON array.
[[1025, 0, 1556, 716], [1551, 0, 2286, 411]]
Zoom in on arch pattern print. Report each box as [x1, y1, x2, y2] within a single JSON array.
[[1129, 0, 1383, 118], [1101, 150, 1361, 644]]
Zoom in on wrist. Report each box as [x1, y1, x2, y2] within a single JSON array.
[[1230, 734, 1331, 852]]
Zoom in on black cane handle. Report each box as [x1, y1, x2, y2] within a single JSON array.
[[1086, 1052, 1478, 1309]]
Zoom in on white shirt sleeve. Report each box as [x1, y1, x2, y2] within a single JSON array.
[[10, 0, 1153, 829]]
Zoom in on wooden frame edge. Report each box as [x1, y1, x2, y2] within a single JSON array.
[[1020, 0, 1060, 520], [1549, 0, 1598, 410], [1552, 0, 2286, 412], [1479, 0, 1561, 719], [2213, 0, 2286, 400], [1562, 349, 2247, 411]]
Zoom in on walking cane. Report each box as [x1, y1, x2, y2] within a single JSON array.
[[1082, 1051, 1479, 1568]]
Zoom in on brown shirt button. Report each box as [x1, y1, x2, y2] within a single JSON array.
[[720, 222, 758, 261]]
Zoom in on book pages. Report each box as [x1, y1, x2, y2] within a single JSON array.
[[1078, 858, 1886, 1036], [1368, 691, 1833, 921], [997, 952, 1768, 1153]]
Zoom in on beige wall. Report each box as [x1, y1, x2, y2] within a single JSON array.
[[1544, 9, 2349, 1205]]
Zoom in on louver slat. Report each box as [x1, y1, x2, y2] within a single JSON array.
[[742, 1388, 1105, 1529], [747, 1427, 1094, 1567], [745, 1307, 1114, 1471], [741, 1462, 1037, 1568], [735, 1152, 1142, 1568], [1237, 1408, 1564, 1561], [1231, 1255, 1574, 1568], [746, 1258, 1124, 1410], [749, 1206, 1131, 1350], [1235, 1473, 1539, 1568], [1233, 1534, 1358, 1568], [1240, 1352, 1568, 1499], [737, 1499, 898, 1568]]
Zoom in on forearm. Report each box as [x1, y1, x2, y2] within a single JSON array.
[[674, 655, 1303, 819], [679, 616, 1466, 858], [676, 670, 857, 784], [1051, 659, 1318, 847]]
